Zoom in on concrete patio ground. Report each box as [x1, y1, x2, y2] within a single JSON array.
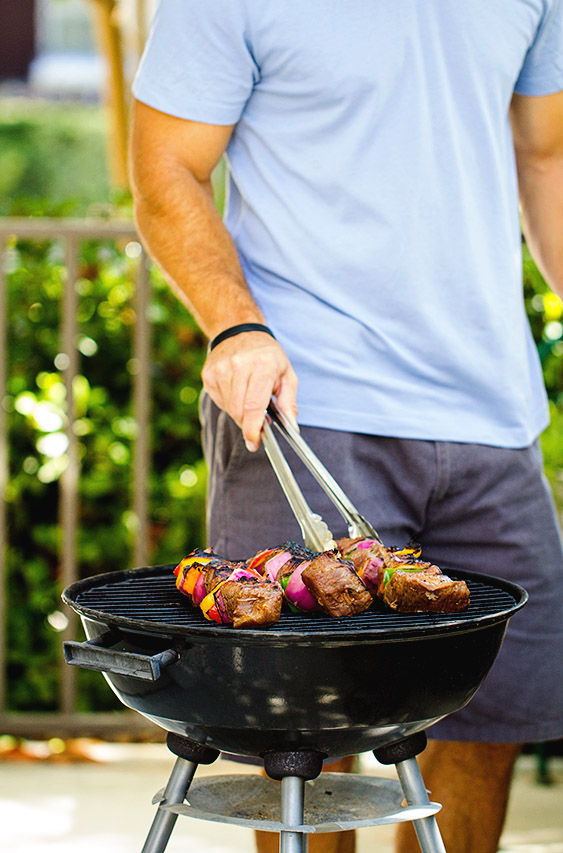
[[0, 742, 561, 853]]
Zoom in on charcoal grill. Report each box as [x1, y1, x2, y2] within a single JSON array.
[[63, 561, 526, 853]]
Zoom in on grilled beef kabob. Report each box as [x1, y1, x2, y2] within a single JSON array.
[[174, 536, 470, 627], [336, 537, 470, 613], [174, 549, 283, 628], [174, 541, 373, 626]]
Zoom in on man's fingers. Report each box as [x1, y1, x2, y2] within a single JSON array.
[[201, 356, 234, 417], [240, 363, 280, 450], [201, 333, 299, 450], [216, 350, 276, 446], [274, 367, 300, 433], [241, 363, 300, 451]]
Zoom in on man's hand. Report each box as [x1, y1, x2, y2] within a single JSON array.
[[202, 331, 299, 451]]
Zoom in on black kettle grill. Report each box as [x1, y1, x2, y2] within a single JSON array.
[[62, 404, 528, 852], [62, 562, 526, 853]]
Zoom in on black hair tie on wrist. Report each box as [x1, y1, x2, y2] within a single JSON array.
[[208, 323, 276, 352]]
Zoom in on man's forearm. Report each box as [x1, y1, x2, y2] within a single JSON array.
[[129, 103, 298, 446], [133, 160, 264, 340], [516, 153, 563, 301]]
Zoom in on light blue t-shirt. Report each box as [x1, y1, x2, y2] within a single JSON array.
[[133, 0, 563, 447]]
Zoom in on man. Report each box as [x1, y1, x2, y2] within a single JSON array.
[[129, 2, 563, 852]]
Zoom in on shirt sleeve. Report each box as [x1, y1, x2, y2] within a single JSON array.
[[132, 0, 259, 125], [514, 0, 563, 95]]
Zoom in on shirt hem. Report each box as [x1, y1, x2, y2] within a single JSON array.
[[294, 404, 549, 450]]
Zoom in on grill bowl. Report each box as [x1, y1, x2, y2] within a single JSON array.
[[63, 564, 526, 757]]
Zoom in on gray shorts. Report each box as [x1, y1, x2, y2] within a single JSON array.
[[200, 393, 563, 744]]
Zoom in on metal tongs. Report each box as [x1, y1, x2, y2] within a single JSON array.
[[261, 400, 383, 552]]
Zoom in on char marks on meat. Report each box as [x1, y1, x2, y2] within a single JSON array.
[[335, 536, 470, 613], [247, 541, 316, 584], [219, 579, 283, 628], [174, 534, 470, 627], [383, 569, 471, 613], [301, 552, 373, 617], [203, 561, 246, 594]]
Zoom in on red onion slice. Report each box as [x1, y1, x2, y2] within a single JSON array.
[[192, 572, 207, 605], [214, 588, 230, 623], [263, 551, 292, 583], [284, 561, 317, 611]]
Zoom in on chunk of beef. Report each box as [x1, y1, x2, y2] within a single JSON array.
[[383, 569, 470, 613], [203, 561, 246, 594], [219, 579, 283, 628], [337, 537, 385, 570], [301, 552, 372, 617], [337, 536, 470, 613], [336, 536, 407, 595]]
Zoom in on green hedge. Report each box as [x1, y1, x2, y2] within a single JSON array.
[[5, 236, 209, 710], [0, 97, 111, 216]]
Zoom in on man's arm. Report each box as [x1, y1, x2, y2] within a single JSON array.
[[129, 100, 298, 451], [510, 91, 563, 299]]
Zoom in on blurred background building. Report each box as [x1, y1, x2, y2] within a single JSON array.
[[0, 0, 155, 99]]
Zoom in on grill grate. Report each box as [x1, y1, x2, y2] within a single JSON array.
[[67, 565, 523, 640]]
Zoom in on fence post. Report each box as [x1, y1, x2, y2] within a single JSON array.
[[0, 239, 8, 713], [59, 235, 80, 715], [133, 250, 151, 568]]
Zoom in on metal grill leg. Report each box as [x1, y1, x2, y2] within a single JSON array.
[[141, 756, 197, 853], [280, 775, 307, 853], [396, 757, 446, 853]]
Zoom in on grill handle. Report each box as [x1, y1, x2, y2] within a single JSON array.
[[63, 631, 178, 681]]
